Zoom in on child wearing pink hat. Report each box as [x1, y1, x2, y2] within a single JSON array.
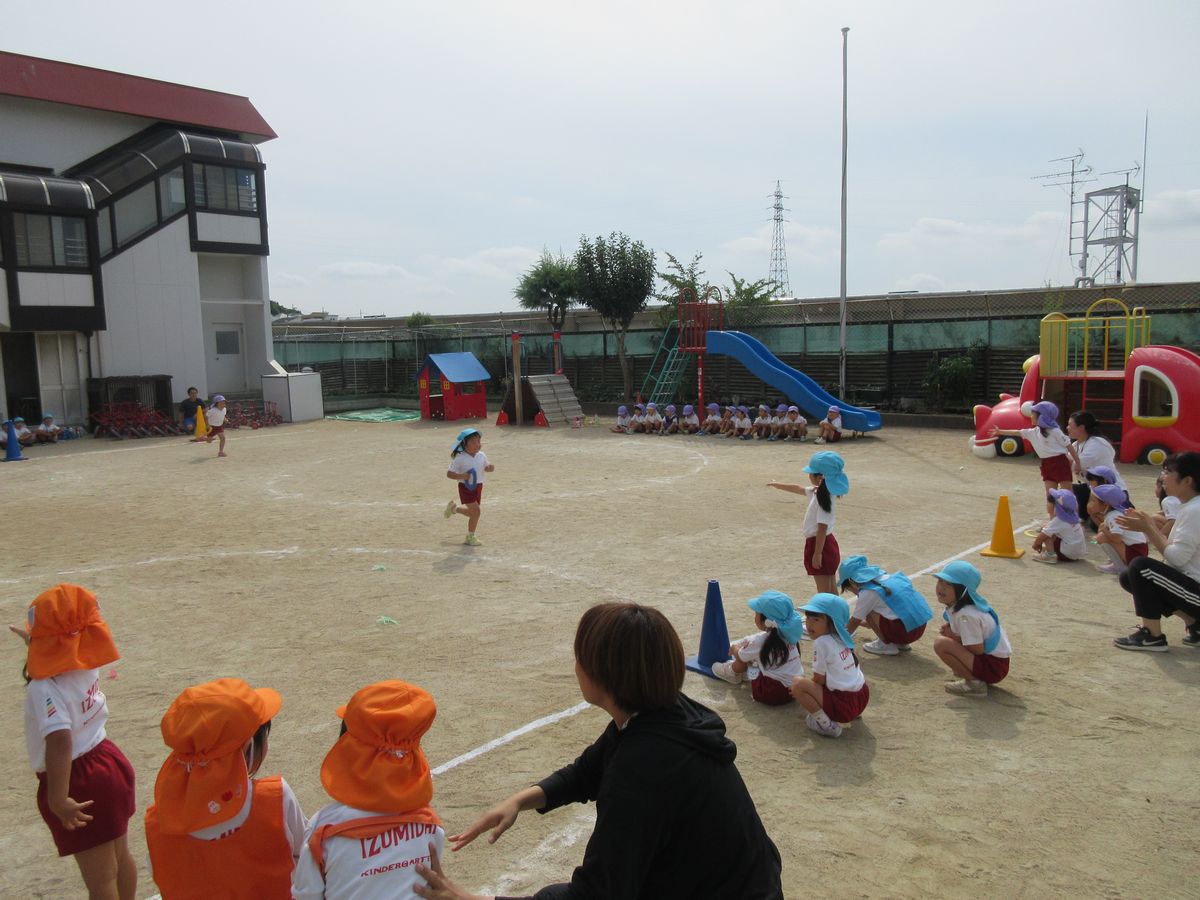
[[815, 406, 842, 444]]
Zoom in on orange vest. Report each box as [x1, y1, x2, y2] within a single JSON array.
[[145, 775, 295, 900]]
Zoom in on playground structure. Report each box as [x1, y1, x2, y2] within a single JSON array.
[[971, 298, 1200, 465], [416, 352, 491, 422], [640, 288, 883, 433], [495, 331, 583, 427]]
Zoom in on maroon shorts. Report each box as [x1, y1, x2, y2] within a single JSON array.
[[458, 483, 483, 505], [821, 683, 869, 723], [971, 653, 1010, 685], [750, 675, 794, 706], [36, 739, 136, 856], [826, 430, 842, 442], [804, 534, 840, 577], [1039, 454, 1072, 484], [208, 424, 225, 435], [1124, 541, 1149, 562], [877, 616, 926, 646]]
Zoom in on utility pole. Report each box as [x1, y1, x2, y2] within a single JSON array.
[[838, 26, 849, 401]]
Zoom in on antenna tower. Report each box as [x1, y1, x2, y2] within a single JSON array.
[[768, 180, 791, 298]]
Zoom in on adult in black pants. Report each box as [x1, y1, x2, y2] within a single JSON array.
[[415, 603, 783, 900], [1113, 452, 1200, 652]]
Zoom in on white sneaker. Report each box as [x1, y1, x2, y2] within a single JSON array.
[[710, 660, 744, 684], [464, 534, 482, 546], [1032, 550, 1057, 564], [863, 639, 899, 656], [1096, 562, 1125, 575], [805, 713, 843, 738], [896, 643, 912, 652], [944, 679, 988, 696], [444, 500, 457, 519], [814, 437, 826, 444]]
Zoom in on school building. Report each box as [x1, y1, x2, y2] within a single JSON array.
[[0, 51, 276, 425]]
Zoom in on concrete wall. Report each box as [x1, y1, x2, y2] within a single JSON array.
[[15, 272, 93, 306], [198, 254, 272, 391], [0, 96, 150, 172], [196, 212, 262, 245], [0, 269, 8, 328]]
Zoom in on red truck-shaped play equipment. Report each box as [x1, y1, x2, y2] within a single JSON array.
[[971, 299, 1200, 466]]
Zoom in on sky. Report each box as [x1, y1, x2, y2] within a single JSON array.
[[7, 1, 1200, 318]]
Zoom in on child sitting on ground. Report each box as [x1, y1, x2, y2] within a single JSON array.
[[609, 405, 631, 434], [839, 555, 933, 656], [662, 404, 679, 435], [145, 679, 307, 899], [628, 404, 647, 433], [815, 406, 842, 444], [700, 403, 721, 435], [293, 681, 444, 900], [931, 561, 1012, 696], [35, 414, 62, 444], [768, 404, 787, 440], [731, 406, 753, 440], [643, 402, 664, 434], [790, 593, 869, 738], [785, 406, 808, 442], [752, 405, 773, 439], [711, 590, 805, 705], [718, 406, 735, 436], [1092, 483, 1148, 575], [12, 416, 36, 446], [1032, 489, 1087, 563], [680, 404, 701, 434]]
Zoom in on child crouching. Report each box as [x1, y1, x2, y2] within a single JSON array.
[[711, 590, 805, 705], [931, 562, 1012, 696], [790, 593, 869, 738]]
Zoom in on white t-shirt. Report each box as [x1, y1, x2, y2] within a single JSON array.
[[682, 414, 700, 427], [615, 414, 630, 428], [1163, 495, 1200, 582], [947, 605, 1012, 658], [1019, 426, 1070, 458], [1042, 518, 1087, 560], [1103, 509, 1144, 547], [1161, 496, 1182, 520], [448, 450, 488, 487], [851, 585, 899, 622], [24, 669, 108, 772], [644, 412, 663, 426], [703, 414, 719, 426], [770, 415, 782, 426], [735, 631, 804, 685], [1074, 436, 1124, 487], [208, 406, 228, 427], [734, 416, 751, 433], [631, 413, 646, 426], [802, 486, 836, 538], [14, 424, 32, 437], [754, 414, 771, 426], [821, 414, 843, 433], [293, 802, 446, 900], [811, 635, 864, 691], [790, 414, 807, 427], [38, 422, 59, 433]]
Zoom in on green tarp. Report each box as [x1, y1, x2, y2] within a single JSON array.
[[325, 408, 421, 423]]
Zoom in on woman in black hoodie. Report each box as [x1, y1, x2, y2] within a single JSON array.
[[415, 602, 783, 900]]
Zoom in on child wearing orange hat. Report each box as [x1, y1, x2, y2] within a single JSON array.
[[144, 678, 307, 899], [294, 680, 445, 900], [10, 584, 137, 899]]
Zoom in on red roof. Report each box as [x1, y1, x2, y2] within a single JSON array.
[[0, 51, 276, 142]]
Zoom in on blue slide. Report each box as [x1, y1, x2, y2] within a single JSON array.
[[706, 330, 882, 433]]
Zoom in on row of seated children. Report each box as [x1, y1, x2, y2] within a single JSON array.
[[612, 401, 845, 442], [14, 583, 444, 900], [1, 414, 72, 448], [710, 557, 1012, 736]]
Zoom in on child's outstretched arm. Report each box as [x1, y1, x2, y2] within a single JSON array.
[[766, 481, 806, 494], [44, 731, 93, 830]]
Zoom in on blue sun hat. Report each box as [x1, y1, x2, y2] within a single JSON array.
[[803, 450, 850, 496], [1091, 483, 1130, 512], [931, 561, 991, 613], [1086, 465, 1118, 485], [617, 405, 628, 416], [452, 427, 480, 453], [1031, 400, 1060, 429], [799, 593, 855, 650], [1048, 489, 1080, 524], [747, 590, 805, 644], [838, 555, 887, 591]]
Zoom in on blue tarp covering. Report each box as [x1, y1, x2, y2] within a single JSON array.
[[416, 352, 492, 383]]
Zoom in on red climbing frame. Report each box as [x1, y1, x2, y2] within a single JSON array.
[[677, 286, 724, 413]]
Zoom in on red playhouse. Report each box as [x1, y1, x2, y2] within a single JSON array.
[[416, 352, 491, 422], [971, 298, 1200, 465]]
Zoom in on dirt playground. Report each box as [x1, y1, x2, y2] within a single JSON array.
[[1, 418, 1195, 898]]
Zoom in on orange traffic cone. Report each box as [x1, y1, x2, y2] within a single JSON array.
[[533, 410, 549, 427], [980, 494, 1025, 559], [495, 409, 509, 427]]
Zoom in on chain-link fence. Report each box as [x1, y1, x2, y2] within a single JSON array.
[[273, 282, 1200, 412]]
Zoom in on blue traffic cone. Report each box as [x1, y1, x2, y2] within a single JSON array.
[[3, 420, 28, 462], [685, 580, 732, 678]]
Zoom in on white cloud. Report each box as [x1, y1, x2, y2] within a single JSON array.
[[433, 246, 541, 281], [317, 262, 416, 281], [878, 212, 1063, 254], [1143, 189, 1200, 227]]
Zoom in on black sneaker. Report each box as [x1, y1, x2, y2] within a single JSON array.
[[1113, 627, 1169, 652], [1183, 624, 1200, 648]]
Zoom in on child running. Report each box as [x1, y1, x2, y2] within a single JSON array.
[[931, 561, 1012, 696], [1092, 483, 1147, 575], [990, 400, 1077, 493], [293, 680, 444, 900], [839, 555, 934, 656], [145, 678, 307, 899], [790, 593, 869, 738], [1032, 489, 1087, 564], [767, 451, 849, 594], [205, 395, 229, 457], [444, 427, 494, 546], [815, 406, 843, 444], [711, 590, 805, 705], [609, 405, 631, 434], [10, 584, 137, 900]]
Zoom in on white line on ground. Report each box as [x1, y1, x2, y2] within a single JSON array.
[[431, 702, 591, 776], [909, 520, 1041, 578]]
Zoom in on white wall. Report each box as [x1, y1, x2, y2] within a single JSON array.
[[196, 212, 262, 245], [0, 96, 151, 173], [98, 217, 206, 401], [15, 272, 93, 306]]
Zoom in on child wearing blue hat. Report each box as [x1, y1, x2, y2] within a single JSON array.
[[931, 561, 1012, 696], [790, 593, 868, 737], [768, 451, 850, 594], [711, 590, 805, 705], [840, 555, 933, 656], [609, 405, 631, 434], [1032, 490, 1086, 563], [990, 400, 1079, 493], [444, 428, 494, 546]]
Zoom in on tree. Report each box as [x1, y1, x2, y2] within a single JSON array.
[[406, 311, 434, 329], [514, 251, 581, 330], [575, 232, 656, 401], [723, 273, 778, 330], [652, 251, 710, 329]]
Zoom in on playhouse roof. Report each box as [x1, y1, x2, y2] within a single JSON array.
[[417, 352, 491, 383]]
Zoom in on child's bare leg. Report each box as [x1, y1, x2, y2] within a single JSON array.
[[933, 637, 976, 680], [813, 574, 835, 594], [729, 657, 750, 674], [466, 503, 481, 533], [74, 839, 122, 900], [218, 433, 227, 457], [866, 612, 887, 642], [114, 834, 136, 900], [789, 677, 824, 713]]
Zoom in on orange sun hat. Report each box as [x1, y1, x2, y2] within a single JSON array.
[[152, 678, 282, 834], [321, 680, 436, 813], [24, 584, 119, 679]]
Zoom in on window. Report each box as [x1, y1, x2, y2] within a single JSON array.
[[215, 330, 241, 354], [159, 167, 186, 219], [12, 213, 89, 268], [1135, 367, 1176, 420], [114, 182, 158, 246], [193, 164, 258, 212], [97, 208, 113, 257]]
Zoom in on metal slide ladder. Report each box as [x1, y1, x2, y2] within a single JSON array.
[[639, 322, 689, 405]]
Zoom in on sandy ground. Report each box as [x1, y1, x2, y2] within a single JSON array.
[[1, 418, 1196, 899]]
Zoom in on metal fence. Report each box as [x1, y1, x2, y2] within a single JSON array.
[[273, 281, 1200, 411]]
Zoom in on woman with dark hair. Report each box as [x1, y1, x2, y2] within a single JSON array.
[[1066, 410, 1125, 523], [1113, 452, 1200, 652], [415, 602, 783, 900]]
